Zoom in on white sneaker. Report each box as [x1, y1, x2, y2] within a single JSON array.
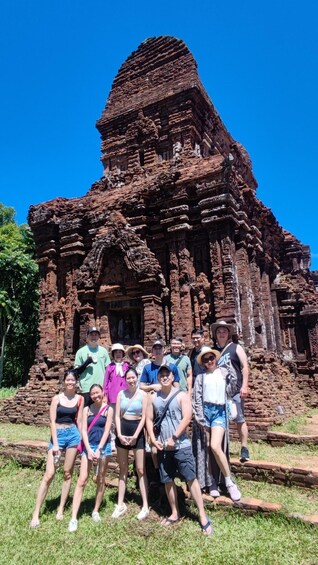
[[136, 507, 150, 521], [68, 518, 78, 532], [227, 483, 241, 501], [209, 488, 220, 498], [92, 511, 101, 523], [111, 503, 127, 519]]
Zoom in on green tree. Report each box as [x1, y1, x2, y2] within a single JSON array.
[[0, 203, 39, 387]]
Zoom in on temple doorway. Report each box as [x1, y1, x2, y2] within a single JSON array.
[[98, 299, 143, 345]]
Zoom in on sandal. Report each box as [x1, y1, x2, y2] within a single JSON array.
[[201, 516, 213, 536], [160, 517, 180, 526]]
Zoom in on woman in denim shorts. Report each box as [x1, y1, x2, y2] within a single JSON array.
[[30, 371, 83, 528], [68, 384, 113, 532], [193, 347, 241, 502]]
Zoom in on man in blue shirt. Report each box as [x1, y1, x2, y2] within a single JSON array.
[[140, 339, 180, 392]]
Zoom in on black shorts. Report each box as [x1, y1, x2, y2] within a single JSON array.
[[157, 445, 197, 484], [115, 419, 145, 450]]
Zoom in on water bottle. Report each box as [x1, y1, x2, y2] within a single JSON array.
[[53, 453, 61, 467]]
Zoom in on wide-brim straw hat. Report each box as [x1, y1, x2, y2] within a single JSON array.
[[126, 344, 149, 360], [211, 320, 234, 339], [197, 346, 221, 366]]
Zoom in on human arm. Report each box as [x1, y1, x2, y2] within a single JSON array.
[[114, 392, 129, 446], [236, 345, 249, 398], [49, 395, 60, 455], [82, 407, 95, 460], [146, 394, 163, 451], [102, 365, 110, 403], [172, 365, 180, 388], [76, 396, 84, 434]]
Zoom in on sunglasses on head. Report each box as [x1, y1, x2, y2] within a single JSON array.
[[202, 355, 216, 364]]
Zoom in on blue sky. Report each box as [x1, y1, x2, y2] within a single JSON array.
[[1, 0, 317, 269]]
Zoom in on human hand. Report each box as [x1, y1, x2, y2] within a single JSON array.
[[240, 385, 248, 399], [153, 439, 163, 451], [128, 436, 137, 446]]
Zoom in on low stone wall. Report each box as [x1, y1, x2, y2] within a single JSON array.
[[267, 431, 318, 446], [231, 458, 318, 489]]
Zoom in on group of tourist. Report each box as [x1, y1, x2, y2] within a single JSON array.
[[30, 320, 250, 536]]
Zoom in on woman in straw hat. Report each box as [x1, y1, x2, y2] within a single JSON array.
[[192, 346, 241, 501], [126, 344, 150, 382]]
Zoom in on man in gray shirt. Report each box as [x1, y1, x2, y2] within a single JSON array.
[[146, 364, 213, 535]]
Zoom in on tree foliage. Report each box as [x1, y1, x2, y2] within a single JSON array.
[[0, 203, 39, 387]]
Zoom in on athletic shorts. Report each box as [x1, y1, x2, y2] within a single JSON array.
[[203, 403, 226, 429], [82, 441, 111, 458], [231, 393, 245, 424], [157, 445, 197, 484], [115, 419, 145, 450], [48, 424, 80, 451]]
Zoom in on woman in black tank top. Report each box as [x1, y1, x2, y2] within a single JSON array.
[[30, 370, 83, 528]]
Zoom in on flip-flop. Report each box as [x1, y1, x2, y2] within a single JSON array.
[[201, 516, 213, 536], [161, 517, 180, 526]]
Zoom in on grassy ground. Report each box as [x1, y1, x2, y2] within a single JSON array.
[[0, 422, 48, 442], [271, 410, 318, 435], [0, 459, 317, 565], [230, 440, 317, 468]]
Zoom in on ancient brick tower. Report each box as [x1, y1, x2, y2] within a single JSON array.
[[3, 37, 318, 429]]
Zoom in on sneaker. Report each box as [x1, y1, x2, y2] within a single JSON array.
[[136, 507, 150, 521], [240, 447, 250, 462], [209, 489, 220, 498], [68, 518, 78, 532], [92, 511, 101, 523], [227, 483, 241, 501], [111, 503, 127, 519]]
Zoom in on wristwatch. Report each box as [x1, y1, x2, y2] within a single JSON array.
[[172, 434, 178, 442]]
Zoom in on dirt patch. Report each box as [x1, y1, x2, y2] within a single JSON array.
[[302, 414, 318, 435]]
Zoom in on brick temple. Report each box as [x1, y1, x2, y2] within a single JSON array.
[[2, 36, 318, 432]]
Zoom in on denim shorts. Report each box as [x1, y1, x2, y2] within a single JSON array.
[[203, 403, 226, 429], [157, 446, 197, 484], [48, 424, 81, 451], [82, 441, 111, 458], [230, 393, 245, 424]]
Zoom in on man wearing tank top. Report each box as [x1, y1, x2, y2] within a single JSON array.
[[212, 320, 250, 463], [146, 364, 213, 535]]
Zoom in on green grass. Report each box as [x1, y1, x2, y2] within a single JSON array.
[[0, 422, 48, 442], [230, 440, 318, 468], [270, 409, 318, 435], [237, 477, 318, 515], [0, 459, 317, 565], [0, 387, 17, 400]]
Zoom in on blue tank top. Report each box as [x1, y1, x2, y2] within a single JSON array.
[[87, 407, 109, 444], [120, 391, 143, 417]]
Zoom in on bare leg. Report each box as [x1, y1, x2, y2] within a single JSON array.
[[116, 447, 129, 506], [187, 478, 212, 534], [237, 421, 248, 448], [134, 447, 149, 510], [56, 447, 78, 518], [30, 450, 56, 525], [71, 455, 92, 520], [210, 426, 231, 477], [93, 456, 110, 513], [163, 481, 180, 522]]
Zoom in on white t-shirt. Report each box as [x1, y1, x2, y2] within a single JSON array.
[[203, 368, 226, 405]]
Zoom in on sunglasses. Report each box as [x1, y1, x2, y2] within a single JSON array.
[[202, 355, 216, 364], [132, 350, 141, 355]]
